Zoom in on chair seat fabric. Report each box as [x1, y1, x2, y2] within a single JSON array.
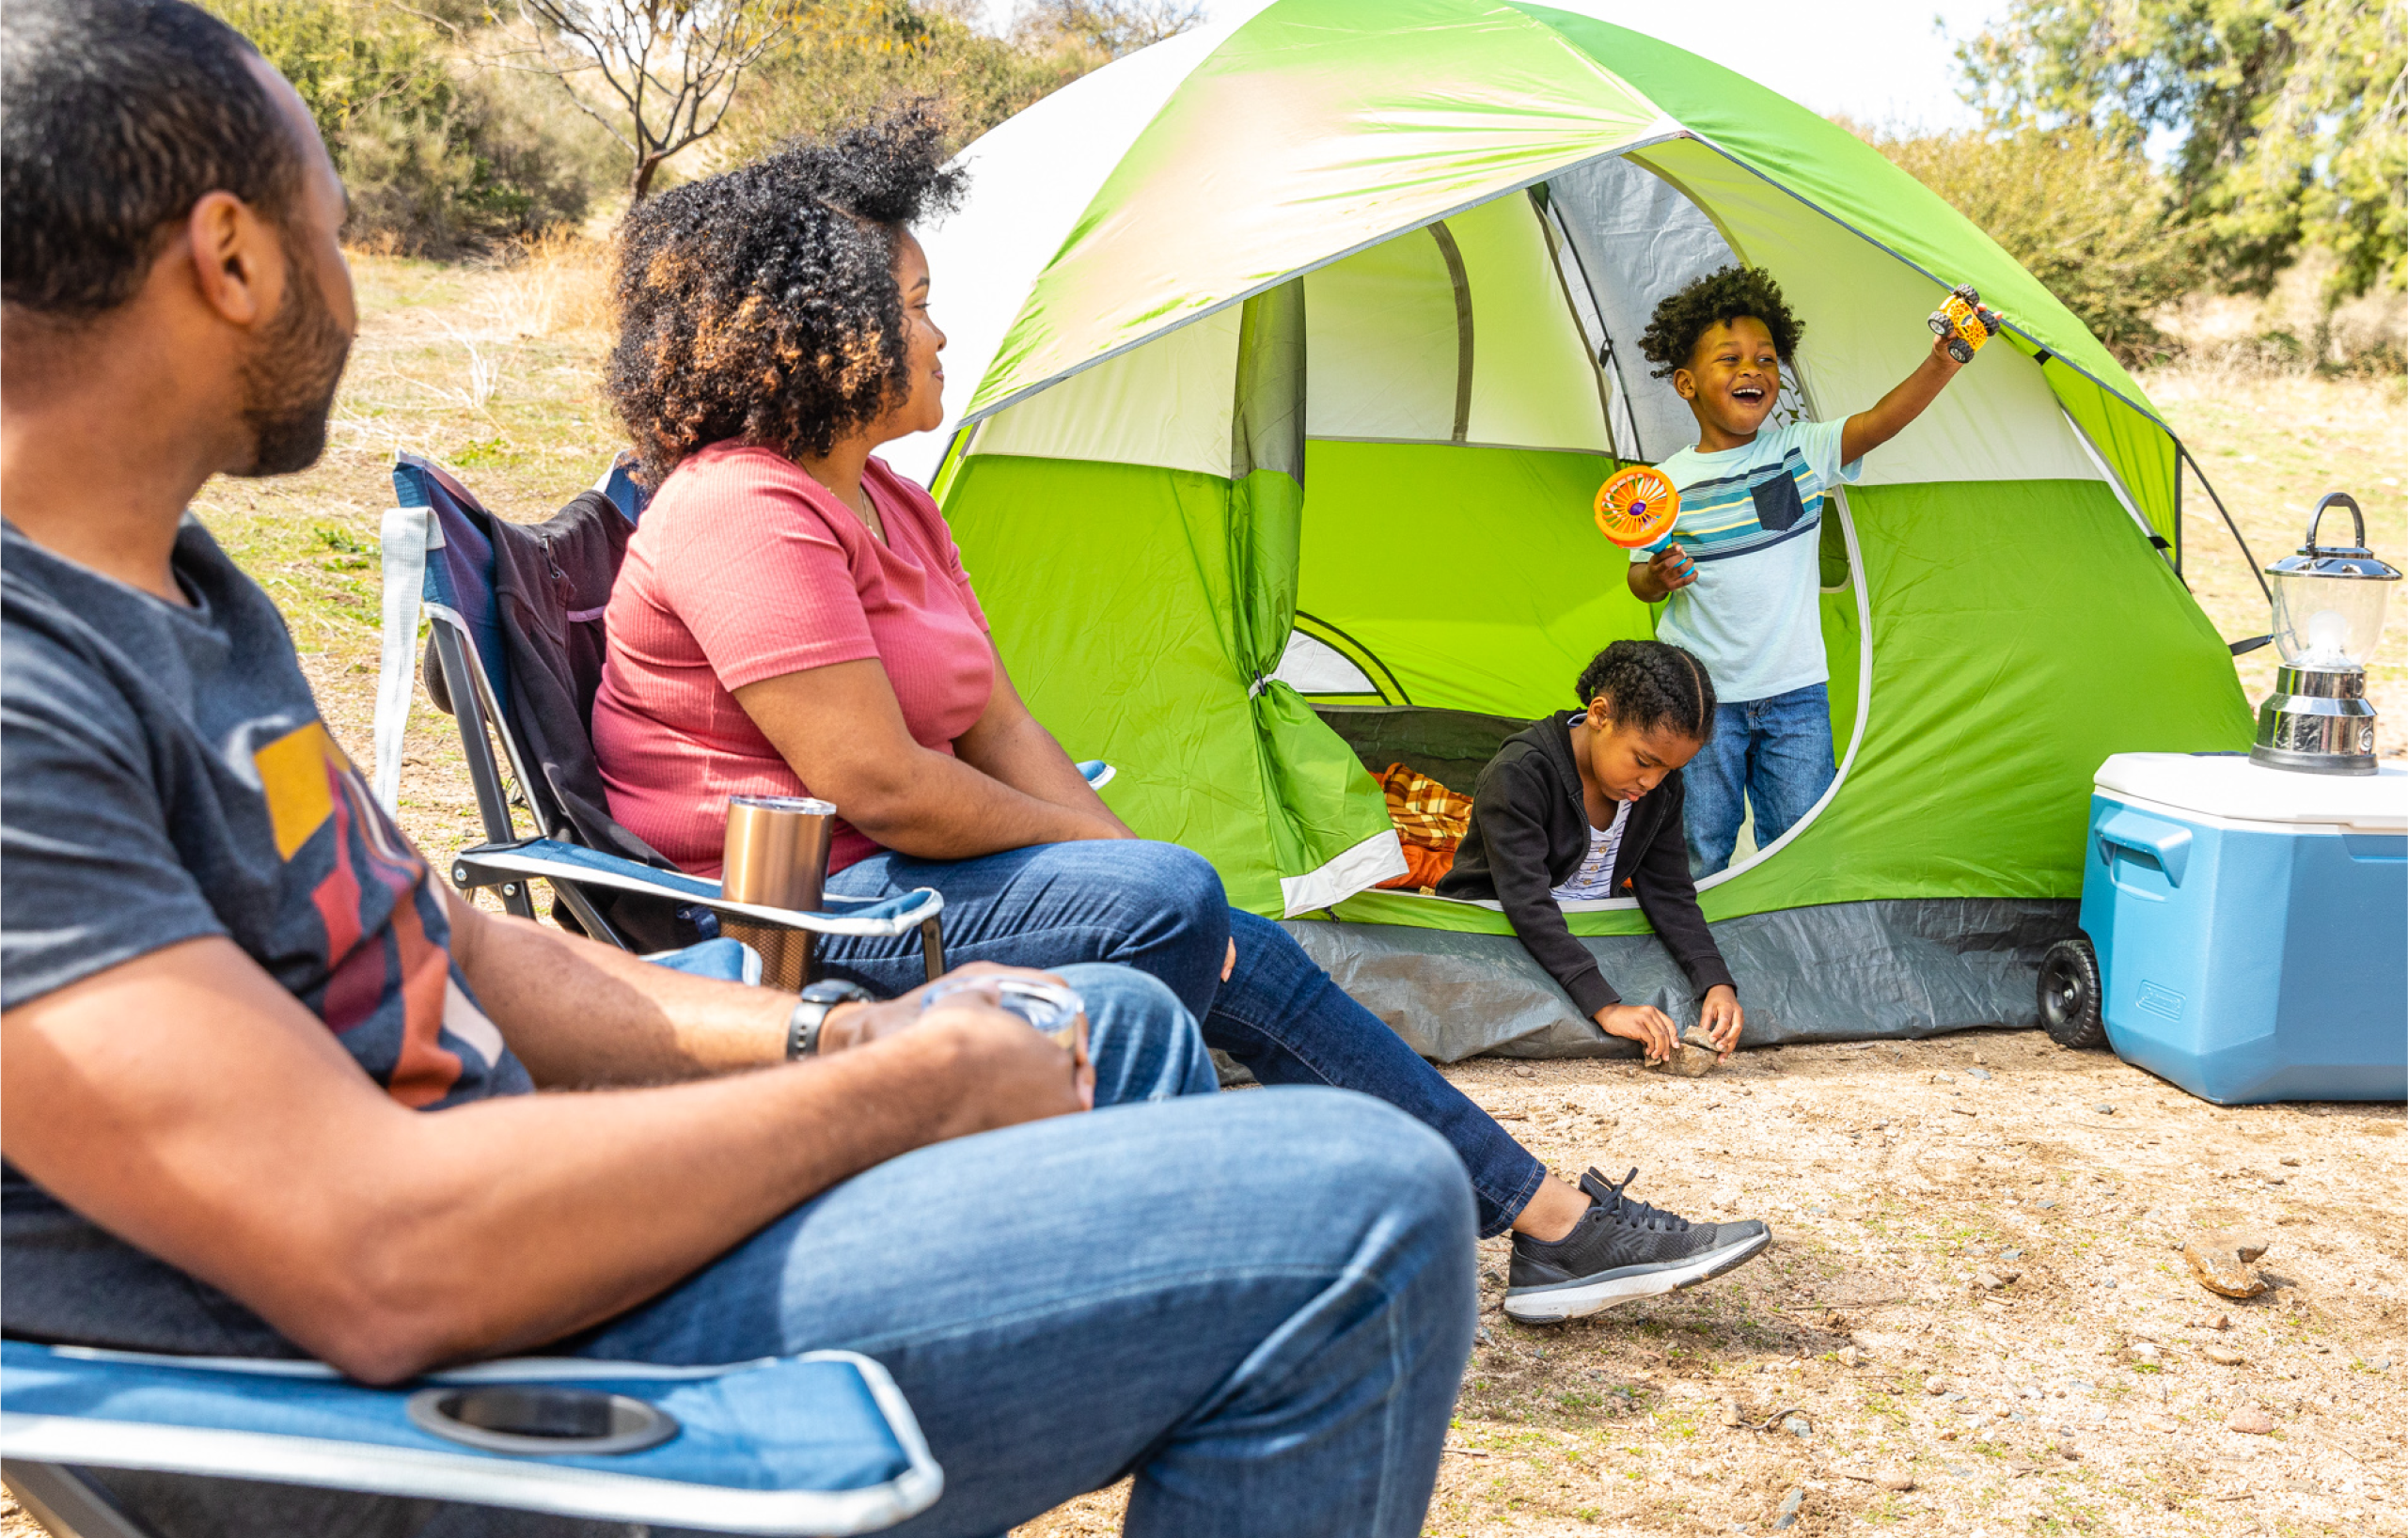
[[643, 936, 763, 986], [0, 1341, 939, 1535]]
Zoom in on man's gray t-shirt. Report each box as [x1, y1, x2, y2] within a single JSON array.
[[1, 519, 530, 1357]]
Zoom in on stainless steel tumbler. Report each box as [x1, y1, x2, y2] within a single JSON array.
[[719, 794, 836, 990]]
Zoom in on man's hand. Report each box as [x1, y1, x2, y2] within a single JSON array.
[[1596, 1002, 1678, 1064], [1626, 543, 1696, 604], [1698, 984, 1743, 1059], [908, 1005, 1093, 1129], [823, 962, 1096, 1111], [1223, 937, 1236, 982], [821, 961, 1063, 1052]]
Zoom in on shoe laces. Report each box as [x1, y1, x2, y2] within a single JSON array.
[[1582, 1167, 1690, 1234]]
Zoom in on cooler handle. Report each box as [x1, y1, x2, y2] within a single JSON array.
[[2096, 808, 2191, 887]]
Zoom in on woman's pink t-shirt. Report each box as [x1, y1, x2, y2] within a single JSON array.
[[590, 445, 993, 876]]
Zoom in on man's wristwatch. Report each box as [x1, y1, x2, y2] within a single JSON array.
[[787, 980, 875, 1059]]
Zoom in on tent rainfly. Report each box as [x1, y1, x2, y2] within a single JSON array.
[[890, 0, 2257, 1059]]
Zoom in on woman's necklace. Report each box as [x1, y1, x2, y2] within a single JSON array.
[[848, 487, 889, 545]]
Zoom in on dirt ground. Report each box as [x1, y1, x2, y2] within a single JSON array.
[[1017, 1045, 2407, 1537], [8, 253, 2403, 1538]]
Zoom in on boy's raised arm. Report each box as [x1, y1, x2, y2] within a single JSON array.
[[1839, 329, 1968, 465]]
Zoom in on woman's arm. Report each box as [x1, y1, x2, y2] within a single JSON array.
[[952, 643, 1133, 836], [734, 658, 1125, 860]]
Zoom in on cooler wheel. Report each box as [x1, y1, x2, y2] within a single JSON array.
[[2037, 935, 2104, 1050]]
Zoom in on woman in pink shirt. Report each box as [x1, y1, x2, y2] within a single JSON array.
[[591, 115, 1771, 1322]]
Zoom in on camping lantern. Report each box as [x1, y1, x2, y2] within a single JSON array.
[[2251, 492, 2399, 776]]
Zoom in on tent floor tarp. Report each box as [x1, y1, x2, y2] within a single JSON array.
[[1280, 897, 2077, 1061]]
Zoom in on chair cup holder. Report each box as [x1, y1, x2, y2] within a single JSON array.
[[404, 1384, 678, 1456]]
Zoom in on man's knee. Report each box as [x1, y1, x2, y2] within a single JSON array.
[[1255, 1090, 1477, 1255], [1053, 963, 1214, 1104], [1055, 960, 1183, 1017]]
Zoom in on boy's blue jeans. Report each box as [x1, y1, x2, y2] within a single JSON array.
[[1685, 682, 1838, 877], [814, 840, 1550, 1238], [574, 1088, 1475, 1537]]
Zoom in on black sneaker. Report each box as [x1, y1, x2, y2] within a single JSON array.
[[1503, 1167, 1771, 1324]]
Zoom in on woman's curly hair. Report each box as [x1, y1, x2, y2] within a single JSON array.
[[606, 105, 965, 482], [1636, 265, 1803, 381], [1576, 640, 1717, 744]]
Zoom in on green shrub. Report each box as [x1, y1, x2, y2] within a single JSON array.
[[722, 0, 1107, 161], [206, 0, 611, 253], [1860, 122, 2199, 367]]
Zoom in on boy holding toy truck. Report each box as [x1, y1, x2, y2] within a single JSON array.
[[1627, 266, 1992, 874]]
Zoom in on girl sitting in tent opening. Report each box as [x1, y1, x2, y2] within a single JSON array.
[[1440, 641, 1742, 1070]]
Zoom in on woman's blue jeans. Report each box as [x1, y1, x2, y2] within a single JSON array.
[[819, 840, 1549, 1237]]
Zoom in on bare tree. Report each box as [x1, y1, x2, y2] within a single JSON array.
[[506, 1, 806, 201], [1010, 0, 1204, 60]]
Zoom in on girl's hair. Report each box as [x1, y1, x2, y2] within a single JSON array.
[[1575, 640, 1717, 743], [1636, 264, 1803, 381], [606, 103, 965, 483]]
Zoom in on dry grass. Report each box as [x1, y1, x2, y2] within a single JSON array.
[[2153, 253, 2408, 375], [2145, 365, 2408, 742], [10, 258, 2402, 1538], [486, 229, 617, 345]]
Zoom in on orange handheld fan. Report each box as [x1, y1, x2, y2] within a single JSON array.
[[1593, 465, 1679, 549]]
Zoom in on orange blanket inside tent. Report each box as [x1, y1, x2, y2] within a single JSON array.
[[1373, 763, 1472, 892]]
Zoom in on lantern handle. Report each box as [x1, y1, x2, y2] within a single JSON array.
[[2304, 492, 2368, 556]]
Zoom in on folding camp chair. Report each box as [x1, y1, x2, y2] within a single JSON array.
[[0, 1339, 941, 1536], [373, 453, 946, 984]]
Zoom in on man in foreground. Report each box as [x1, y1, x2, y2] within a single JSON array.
[[0, 5, 1476, 1532]]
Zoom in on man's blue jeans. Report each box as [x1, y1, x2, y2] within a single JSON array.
[[817, 841, 1550, 1237], [1683, 682, 1837, 877], [1026, 963, 1219, 1105], [571, 1089, 1476, 1537]]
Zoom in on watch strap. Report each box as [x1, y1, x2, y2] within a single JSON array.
[[787, 981, 873, 1059]]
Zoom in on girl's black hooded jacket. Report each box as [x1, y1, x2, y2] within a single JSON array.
[[1436, 712, 1735, 1018]]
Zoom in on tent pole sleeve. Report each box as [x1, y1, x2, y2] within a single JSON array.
[[1427, 222, 1474, 443], [1530, 188, 1621, 461], [2179, 445, 2272, 606]]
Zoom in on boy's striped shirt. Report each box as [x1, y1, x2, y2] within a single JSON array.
[[1628, 419, 1862, 702]]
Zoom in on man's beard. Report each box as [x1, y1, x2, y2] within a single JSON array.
[[233, 232, 353, 478]]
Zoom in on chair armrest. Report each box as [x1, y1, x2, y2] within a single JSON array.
[[449, 840, 944, 939]]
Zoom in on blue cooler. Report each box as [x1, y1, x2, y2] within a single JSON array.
[[2081, 753, 2407, 1104]]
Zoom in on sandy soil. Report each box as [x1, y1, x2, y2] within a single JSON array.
[[1016, 1042, 2406, 1537]]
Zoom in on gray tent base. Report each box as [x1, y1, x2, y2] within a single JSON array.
[[1280, 898, 2080, 1062]]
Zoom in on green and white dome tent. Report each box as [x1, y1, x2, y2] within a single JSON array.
[[892, 0, 2256, 1055]]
